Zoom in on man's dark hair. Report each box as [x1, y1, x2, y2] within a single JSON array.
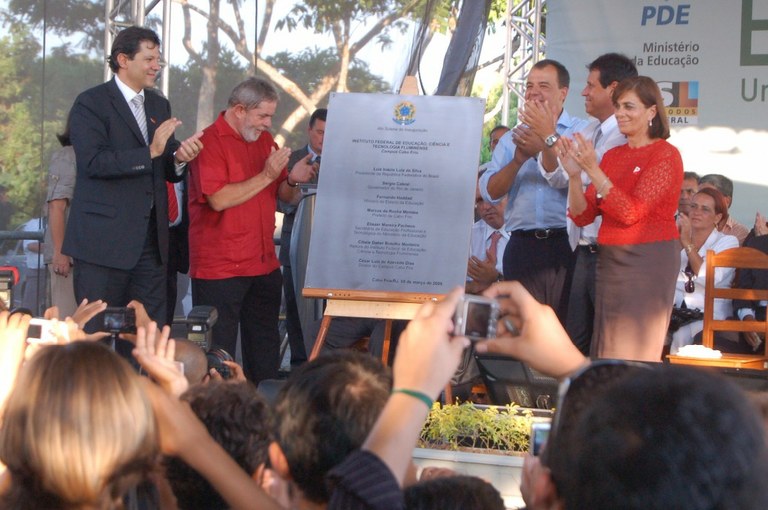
[[164, 382, 273, 510], [699, 173, 734, 199], [108, 26, 161, 73], [532, 59, 570, 88], [546, 365, 768, 510], [683, 171, 700, 182], [309, 108, 327, 128], [587, 53, 638, 87], [273, 351, 392, 503], [489, 125, 510, 137], [404, 475, 505, 510]]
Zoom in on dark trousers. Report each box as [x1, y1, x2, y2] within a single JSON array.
[[192, 269, 282, 384], [73, 220, 166, 333], [282, 264, 307, 366], [165, 225, 187, 325], [310, 316, 406, 366], [503, 231, 575, 324], [565, 246, 598, 355]]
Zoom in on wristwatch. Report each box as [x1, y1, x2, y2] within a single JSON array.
[[544, 133, 560, 148]]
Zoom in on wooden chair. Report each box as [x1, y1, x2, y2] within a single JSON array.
[[668, 247, 768, 369]]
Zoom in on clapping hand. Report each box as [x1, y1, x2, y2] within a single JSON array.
[[289, 153, 318, 184], [512, 124, 545, 160], [264, 147, 291, 180], [175, 131, 204, 163], [553, 137, 583, 179], [519, 99, 558, 141], [566, 133, 599, 177], [755, 212, 768, 237]]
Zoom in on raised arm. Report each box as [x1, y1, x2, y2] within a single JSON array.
[[481, 128, 540, 201], [359, 289, 468, 485]]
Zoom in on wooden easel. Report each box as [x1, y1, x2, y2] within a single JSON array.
[[303, 288, 440, 365]]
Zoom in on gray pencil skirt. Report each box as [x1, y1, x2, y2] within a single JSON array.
[[591, 239, 678, 361]]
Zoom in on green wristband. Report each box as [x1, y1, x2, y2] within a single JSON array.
[[392, 388, 433, 410]]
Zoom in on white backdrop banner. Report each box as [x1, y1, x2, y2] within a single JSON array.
[[548, 0, 768, 222], [305, 93, 484, 294]]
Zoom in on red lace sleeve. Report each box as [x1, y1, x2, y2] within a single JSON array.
[[569, 184, 600, 226]]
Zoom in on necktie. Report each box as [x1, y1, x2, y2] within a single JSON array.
[[488, 231, 502, 260], [593, 126, 603, 148], [167, 182, 179, 225], [131, 95, 149, 144]]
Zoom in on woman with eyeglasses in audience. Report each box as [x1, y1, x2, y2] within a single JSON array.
[[669, 187, 738, 353]]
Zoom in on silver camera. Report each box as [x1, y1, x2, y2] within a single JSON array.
[[453, 295, 499, 341]]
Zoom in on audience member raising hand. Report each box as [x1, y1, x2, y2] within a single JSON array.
[[133, 322, 188, 397]]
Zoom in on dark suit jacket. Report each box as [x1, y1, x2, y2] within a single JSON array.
[[734, 234, 768, 317], [278, 145, 311, 266], [64, 78, 182, 270]]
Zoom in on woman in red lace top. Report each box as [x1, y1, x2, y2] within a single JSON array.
[[558, 76, 683, 361]]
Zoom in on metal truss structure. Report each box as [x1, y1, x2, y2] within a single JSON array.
[[501, 0, 546, 126], [103, 0, 172, 96]]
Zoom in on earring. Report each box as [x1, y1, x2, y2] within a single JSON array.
[[648, 119, 653, 127]]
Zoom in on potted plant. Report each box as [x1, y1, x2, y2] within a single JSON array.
[[412, 401, 548, 508]]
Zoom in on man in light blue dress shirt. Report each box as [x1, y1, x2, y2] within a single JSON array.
[[479, 59, 588, 323], [528, 53, 638, 354]]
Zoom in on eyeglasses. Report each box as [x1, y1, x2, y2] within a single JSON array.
[[688, 203, 714, 214], [683, 263, 695, 293]]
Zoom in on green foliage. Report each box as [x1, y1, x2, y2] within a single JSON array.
[[0, 17, 103, 224], [41, 47, 102, 122], [487, 0, 508, 26], [277, 0, 417, 32], [275, 0, 424, 51], [169, 48, 249, 139], [8, 0, 104, 51], [266, 47, 389, 148], [419, 401, 534, 453], [476, 83, 518, 164], [0, 20, 45, 223]]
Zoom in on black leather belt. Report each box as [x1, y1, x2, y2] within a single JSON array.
[[577, 244, 599, 254], [510, 228, 567, 240]]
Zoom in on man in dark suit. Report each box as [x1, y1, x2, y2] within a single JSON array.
[[732, 231, 768, 352], [64, 26, 203, 329], [280, 108, 326, 368]]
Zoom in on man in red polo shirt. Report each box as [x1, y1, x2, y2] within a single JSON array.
[[188, 77, 316, 384]]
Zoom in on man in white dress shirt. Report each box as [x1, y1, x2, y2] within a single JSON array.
[[524, 53, 638, 354]]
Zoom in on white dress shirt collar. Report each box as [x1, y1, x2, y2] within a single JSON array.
[[114, 75, 146, 104]]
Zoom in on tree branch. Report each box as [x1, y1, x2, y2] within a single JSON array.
[[257, 0, 275, 53], [179, 2, 202, 65], [348, 0, 421, 57]]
